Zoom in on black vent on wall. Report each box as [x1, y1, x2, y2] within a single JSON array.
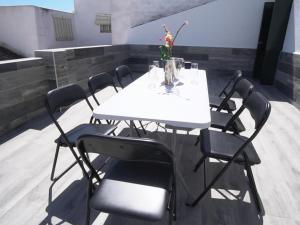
[[260, 0, 294, 85]]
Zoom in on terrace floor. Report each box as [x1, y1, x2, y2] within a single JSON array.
[[0, 71, 300, 225]]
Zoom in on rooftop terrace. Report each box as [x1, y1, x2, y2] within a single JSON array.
[[0, 72, 299, 225]]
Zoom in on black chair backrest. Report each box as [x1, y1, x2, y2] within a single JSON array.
[[88, 73, 118, 105], [220, 70, 243, 97], [46, 84, 92, 114], [230, 91, 271, 165], [115, 65, 133, 88], [77, 134, 174, 182], [234, 79, 254, 100], [218, 78, 253, 112], [244, 91, 271, 130], [45, 84, 94, 148]]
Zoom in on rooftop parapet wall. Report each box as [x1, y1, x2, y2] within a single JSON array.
[[35, 45, 130, 90], [275, 52, 300, 109], [127, 45, 256, 75], [0, 58, 48, 135], [1, 44, 256, 136]]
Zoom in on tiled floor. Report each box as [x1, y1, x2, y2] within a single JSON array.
[[0, 71, 300, 225]]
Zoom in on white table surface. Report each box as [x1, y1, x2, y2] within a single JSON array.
[[93, 68, 211, 129]]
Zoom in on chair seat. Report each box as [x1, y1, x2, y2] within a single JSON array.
[[55, 123, 117, 147], [200, 129, 260, 165], [90, 179, 168, 221], [210, 111, 246, 133], [164, 124, 194, 131], [105, 161, 172, 189], [209, 95, 236, 111], [90, 161, 172, 221]]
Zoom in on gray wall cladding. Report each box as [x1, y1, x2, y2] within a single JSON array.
[[0, 58, 48, 135], [275, 52, 300, 109], [1, 44, 255, 135], [128, 45, 256, 75]]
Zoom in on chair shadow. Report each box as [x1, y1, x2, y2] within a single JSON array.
[[39, 155, 115, 225], [38, 128, 264, 225]]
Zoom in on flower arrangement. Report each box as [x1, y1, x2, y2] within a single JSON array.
[[159, 20, 189, 60]]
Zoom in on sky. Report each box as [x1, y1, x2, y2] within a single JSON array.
[[0, 0, 74, 12]]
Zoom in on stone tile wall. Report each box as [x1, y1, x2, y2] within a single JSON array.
[[275, 52, 300, 109], [0, 58, 48, 135], [127, 45, 256, 76], [36, 45, 129, 90], [0, 44, 256, 135]]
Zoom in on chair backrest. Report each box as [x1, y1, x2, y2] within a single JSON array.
[[115, 65, 133, 88], [234, 79, 254, 100], [45, 84, 92, 114], [223, 92, 271, 174], [218, 78, 253, 112], [88, 73, 118, 105], [77, 134, 174, 181], [45, 84, 94, 148], [244, 91, 271, 131], [220, 70, 243, 97]]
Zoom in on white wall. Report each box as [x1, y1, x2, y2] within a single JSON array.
[[74, 0, 112, 46], [34, 7, 76, 50], [115, 0, 267, 49], [0, 6, 39, 57], [0, 6, 76, 57], [283, 0, 300, 53]]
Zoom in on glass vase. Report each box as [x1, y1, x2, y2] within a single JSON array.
[[164, 59, 176, 86]]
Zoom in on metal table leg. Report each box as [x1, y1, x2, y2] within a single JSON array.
[[130, 120, 134, 137], [171, 129, 195, 203]]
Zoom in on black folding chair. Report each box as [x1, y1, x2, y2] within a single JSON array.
[[45, 84, 117, 182], [115, 65, 147, 135], [210, 79, 254, 133], [88, 72, 118, 106], [209, 70, 243, 113], [191, 92, 271, 214], [88, 72, 143, 137], [195, 78, 254, 146], [115, 65, 134, 88], [76, 134, 176, 225]]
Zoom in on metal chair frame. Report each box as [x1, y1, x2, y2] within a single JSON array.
[[191, 92, 271, 215], [115, 65, 147, 135], [45, 84, 115, 182], [210, 70, 243, 113], [88, 72, 144, 137], [77, 134, 177, 225]]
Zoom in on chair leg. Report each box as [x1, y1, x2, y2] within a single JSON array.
[[133, 123, 141, 137], [125, 120, 141, 137], [194, 156, 206, 172], [244, 159, 263, 214], [86, 179, 92, 225], [203, 158, 207, 189], [69, 146, 89, 179], [194, 136, 200, 146], [188, 158, 234, 207], [139, 121, 147, 134], [50, 144, 79, 182], [168, 184, 176, 225], [173, 183, 177, 221], [50, 143, 60, 181]]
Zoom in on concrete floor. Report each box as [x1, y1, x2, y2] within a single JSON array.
[[0, 71, 300, 225]]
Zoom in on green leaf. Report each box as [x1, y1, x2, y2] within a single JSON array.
[[159, 45, 171, 60]]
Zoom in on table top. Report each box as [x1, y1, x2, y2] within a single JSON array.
[[93, 68, 211, 129]]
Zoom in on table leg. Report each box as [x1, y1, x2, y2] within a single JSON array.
[[171, 129, 195, 203], [129, 120, 134, 137]]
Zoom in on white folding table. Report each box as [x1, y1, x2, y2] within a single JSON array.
[[93, 68, 211, 200]]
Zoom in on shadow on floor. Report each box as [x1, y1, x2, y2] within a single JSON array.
[[38, 129, 263, 225]]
